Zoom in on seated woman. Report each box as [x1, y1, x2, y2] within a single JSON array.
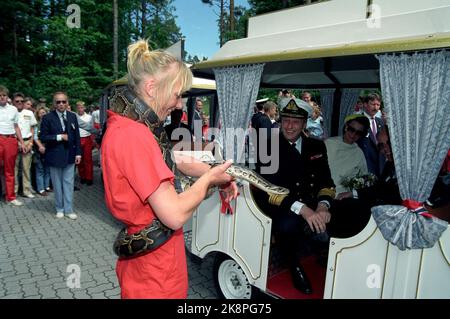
[[336, 125, 401, 208], [325, 114, 369, 194], [324, 114, 373, 238]]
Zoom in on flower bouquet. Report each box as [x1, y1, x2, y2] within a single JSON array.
[[341, 170, 377, 191]]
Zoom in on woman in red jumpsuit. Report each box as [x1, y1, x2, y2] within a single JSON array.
[[101, 40, 237, 299]]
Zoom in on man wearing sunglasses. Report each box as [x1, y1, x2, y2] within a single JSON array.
[[0, 85, 26, 206], [40, 92, 81, 220]]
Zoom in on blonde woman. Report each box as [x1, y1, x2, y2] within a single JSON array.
[[101, 39, 237, 299]]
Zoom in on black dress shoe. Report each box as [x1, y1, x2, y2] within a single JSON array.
[[291, 265, 312, 294]]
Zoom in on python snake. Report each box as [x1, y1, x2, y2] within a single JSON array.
[[179, 162, 290, 205]]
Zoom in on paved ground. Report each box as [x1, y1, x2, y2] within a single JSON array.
[[0, 150, 218, 299]]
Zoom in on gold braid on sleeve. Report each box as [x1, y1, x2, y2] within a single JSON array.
[[318, 187, 336, 199], [268, 193, 287, 206]]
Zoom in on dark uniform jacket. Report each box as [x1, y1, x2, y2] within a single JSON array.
[[254, 132, 336, 215], [251, 112, 263, 129]]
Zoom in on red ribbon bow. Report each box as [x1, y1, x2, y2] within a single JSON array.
[[402, 199, 433, 218], [219, 191, 233, 215]]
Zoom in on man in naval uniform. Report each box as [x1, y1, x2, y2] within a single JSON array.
[[253, 97, 336, 295]]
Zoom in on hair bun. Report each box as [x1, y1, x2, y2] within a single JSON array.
[[128, 39, 154, 61]]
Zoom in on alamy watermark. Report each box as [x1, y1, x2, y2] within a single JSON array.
[[66, 264, 81, 289], [366, 264, 381, 289], [66, 4, 81, 29], [170, 125, 280, 174]]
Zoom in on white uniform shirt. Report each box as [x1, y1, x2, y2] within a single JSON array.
[[288, 136, 302, 154], [17, 109, 37, 139], [78, 113, 92, 137], [91, 109, 100, 124], [0, 103, 19, 135]]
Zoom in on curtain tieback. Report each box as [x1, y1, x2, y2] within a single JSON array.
[[219, 191, 234, 215], [402, 199, 433, 218], [219, 183, 240, 215]]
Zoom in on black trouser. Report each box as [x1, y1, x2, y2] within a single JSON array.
[[269, 208, 313, 268]]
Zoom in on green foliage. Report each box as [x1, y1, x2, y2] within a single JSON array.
[[185, 54, 202, 64], [0, 0, 183, 105], [222, 5, 250, 43], [256, 89, 280, 104]]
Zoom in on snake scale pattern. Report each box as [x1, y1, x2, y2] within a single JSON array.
[[179, 162, 290, 205]]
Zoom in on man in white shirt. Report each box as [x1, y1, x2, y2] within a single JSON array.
[[0, 86, 26, 206], [13, 92, 37, 199], [76, 101, 94, 185], [91, 106, 101, 130]]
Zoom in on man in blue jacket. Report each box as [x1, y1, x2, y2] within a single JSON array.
[[40, 92, 81, 219]]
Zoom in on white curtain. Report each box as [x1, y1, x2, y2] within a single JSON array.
[[213, 64, 264, 163], [338, 88, 363, 134], [372, 51, 449, 250], [318, 89, 335, 138]]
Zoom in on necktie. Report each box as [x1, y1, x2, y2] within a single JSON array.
[[292, 142, 299, 154], [62, 113, 68, 133], [371, 118, 377, 143]]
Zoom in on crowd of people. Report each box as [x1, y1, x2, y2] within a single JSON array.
[[0, 85, 100, 219]]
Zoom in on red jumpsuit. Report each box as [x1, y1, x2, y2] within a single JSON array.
[[101, 111, 188, 299]]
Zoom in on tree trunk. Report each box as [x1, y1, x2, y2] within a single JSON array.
[[219, 0, 224, 46], [135, 8, 139, 40], [141, 0, 147, 37], [113, 0, 118, 80], [229, 0, 234, 34]]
